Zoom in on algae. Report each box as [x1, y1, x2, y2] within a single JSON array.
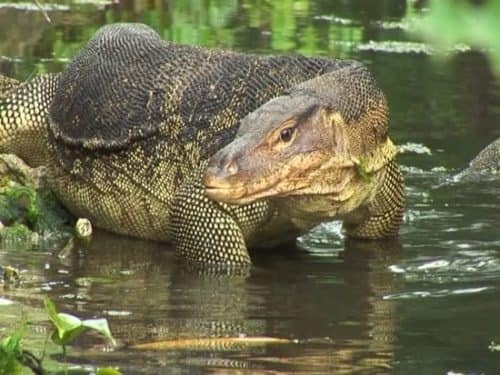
[[0, 154, 72, 250]]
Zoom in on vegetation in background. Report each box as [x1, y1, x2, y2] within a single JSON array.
[[416, 0, 500, 74], [2, 0, 499, 79]]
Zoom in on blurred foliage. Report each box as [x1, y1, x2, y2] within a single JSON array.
[[0, 329, 24, 375], [0, 0, 410, 78], [3, 0, 499, 77], [416, 0, 500, 73]]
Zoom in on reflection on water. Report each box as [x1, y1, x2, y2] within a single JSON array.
[[2, 232, 404, 373], [1, 0, 500, 373]]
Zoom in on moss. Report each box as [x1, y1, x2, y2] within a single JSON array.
[[1, 223, 31, 239], [0, 179, 72, 250]]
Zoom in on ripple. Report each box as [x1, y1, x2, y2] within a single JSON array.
[[104, 310, 132, 317], [0, 297, 14, 305], [0, 2, 70, 11], [313, 15, 353, 25], [358, 40, 431, 54], [298, 222, 344, 252], [0, 55, 22, 63], [383, 286, 491, 300], [400, 165, 451, 181], [398, 142, 432, 155], [370, 20, 412, 31], [416, 259, 450, 270], [404, 208, 459, 222], [388, 250, 500, 284], [357, 40, 471, 54]]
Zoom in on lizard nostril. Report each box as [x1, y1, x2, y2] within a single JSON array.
[[223, 158, 239, 175]]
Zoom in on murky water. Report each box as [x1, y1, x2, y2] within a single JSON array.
[[1, 1, 499, 373]]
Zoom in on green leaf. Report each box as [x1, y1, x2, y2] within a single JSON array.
[[45, 298, 83, 344], [49, 322, 85, 346], [56, 313, 83, 331], [0, 330, 25, 375], [45, 298, 80, 335], [45, 298, 116, 346], [97, 367, 122, 375], [82, 318, 116, 346]]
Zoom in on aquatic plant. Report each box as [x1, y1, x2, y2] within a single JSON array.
[[0, 299, 120, 375]]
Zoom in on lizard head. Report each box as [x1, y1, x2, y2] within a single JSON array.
[[203, 63, 394, 207]]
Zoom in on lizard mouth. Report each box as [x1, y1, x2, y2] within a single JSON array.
[[204, 184, 247, 204], [203, 173, 283, 205], [203, 170, 312, 205]]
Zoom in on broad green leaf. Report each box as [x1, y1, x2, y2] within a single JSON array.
[[44, 298, 63, 327], [50, 324, 85, 346], [97, 367, 122, 375], [82, 318, 116, 346], [45, 298, 88, 344], [45, 298, 116, 346], [57, 313, 83, 331], [45, 298, 83, 343]]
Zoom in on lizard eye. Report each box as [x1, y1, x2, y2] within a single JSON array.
[[279, 127, 295, 143]]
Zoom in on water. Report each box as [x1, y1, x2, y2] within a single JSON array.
[[1, 1, 499, 373]]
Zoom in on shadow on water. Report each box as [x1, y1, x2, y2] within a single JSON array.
[[1, 0, 500, 373]]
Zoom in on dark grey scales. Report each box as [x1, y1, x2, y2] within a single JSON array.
[[0, 23, 409, 266], [457, 137, 500, 179]]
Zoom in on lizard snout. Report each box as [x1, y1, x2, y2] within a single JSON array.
[[203, 150, 243, 200]]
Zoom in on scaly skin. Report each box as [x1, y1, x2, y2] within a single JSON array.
[[0, 23, 405, 266], [0, 74, 59, 167], [459, 137, 500, 178], [0, 75, 20, 96]]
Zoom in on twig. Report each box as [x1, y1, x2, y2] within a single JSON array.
[[33, 0, 51, 24]]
